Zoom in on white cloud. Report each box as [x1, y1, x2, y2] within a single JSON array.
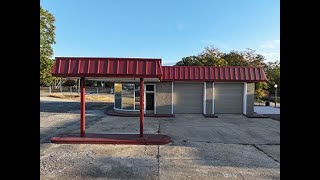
[[259, 40, 280, 49], [274, 39, 280, 44], [259, 52, 280, 62]]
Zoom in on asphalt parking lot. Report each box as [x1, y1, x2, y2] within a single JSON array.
[[40, 97, 280, 180]]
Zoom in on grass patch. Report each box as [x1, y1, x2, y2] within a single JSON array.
[[49, 93, 114, 102]]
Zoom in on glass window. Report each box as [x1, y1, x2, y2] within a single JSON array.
[[146, 84, 154, 91], [135, 83, 140, 110], [114, 83, 122, 109], [122, 83, 134, 110]]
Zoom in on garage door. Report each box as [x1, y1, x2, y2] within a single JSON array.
[[215, 83, 243, 114], [174, 83, 203, 113]]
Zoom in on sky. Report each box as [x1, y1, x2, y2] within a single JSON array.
[[41, 0, 280, 65]]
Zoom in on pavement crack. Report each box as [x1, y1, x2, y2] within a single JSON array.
[[226, 127, 250, 144], [252, 144, 280, 163], [143, 146, 147, 156], [157, 119, 160, 180], [177, 140, 279, 146], [157, 119, 161, 134]]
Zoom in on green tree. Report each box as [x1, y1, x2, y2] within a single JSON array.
[[175, 56, 202, 66], [174, 45, 280, 100], [40, 6, 56, 86], [264, 61, 280, 95], [198, 46, 228, 66], [222, 51, 248, 66], [63, 79, 76, 86], [242, 48, 266, 67], [175, 46, 228, 66], [255, 81, 269, 103]]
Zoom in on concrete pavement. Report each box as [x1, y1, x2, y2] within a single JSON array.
[[40, 98, 280, 179]]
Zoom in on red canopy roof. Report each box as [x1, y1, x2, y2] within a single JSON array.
[[161, 66, 267, 82], [52, 57, 162, 78], [51, 57, 267, 82]]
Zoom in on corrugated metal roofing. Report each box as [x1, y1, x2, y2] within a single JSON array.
[[52, 57, 163, 78], [161, 66, 267, 82], [51, 57, 267, 82]]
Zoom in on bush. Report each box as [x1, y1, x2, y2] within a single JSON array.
[[63, 79, 76, 86]]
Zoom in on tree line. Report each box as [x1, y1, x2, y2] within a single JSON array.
[[40, 6, 56, 86], [175, 46, 280, 98]]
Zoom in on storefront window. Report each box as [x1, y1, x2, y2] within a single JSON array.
[[114, 83, 122, 109], [122, 83, 134, 110], [114, 82, 140, 110], [135, 83, 140, 110]]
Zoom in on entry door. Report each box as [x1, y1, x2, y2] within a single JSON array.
[[144, 84, 155, 114], [146, 93, 154, 110]]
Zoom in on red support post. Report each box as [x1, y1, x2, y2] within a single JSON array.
[[140, 78, 144, 137], [80, 77, 86, 137]]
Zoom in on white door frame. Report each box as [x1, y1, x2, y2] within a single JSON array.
[[243, 82, 247, 114], [212, 82, 215, 114], [171, 82, 174, 114], [203, 82, 206, 114], [144, 84, 156, 114]]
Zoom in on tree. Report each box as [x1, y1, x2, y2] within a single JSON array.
[[40, 6, 56, 86], [175, 46, 228, 66], [198, 46, 228, 66], [174, 45, 280, 100], [222, 51, 248, 66], [175, 56, 202, 66], [264, 61, 280, 95], [241, 48, 266, 67], [63, 79, 77, 86]]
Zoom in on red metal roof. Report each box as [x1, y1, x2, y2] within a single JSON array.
[[52, 57, 267, 82], [161, 66, 267, 82], [52, 57, 162, 78]]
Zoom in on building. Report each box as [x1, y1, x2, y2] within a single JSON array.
[[52, 57, 267, 116]]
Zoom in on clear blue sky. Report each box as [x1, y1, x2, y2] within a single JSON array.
[[41, 0, 280, 65]]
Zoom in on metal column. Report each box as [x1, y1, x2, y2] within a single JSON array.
[[80, 77, 86, 137], [140, 78, 144, 137]]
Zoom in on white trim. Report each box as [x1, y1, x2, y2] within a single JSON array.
[[133, 83, 135, 110], [212, 82, 215, 114], [114, 82, 115, 109], [203, 82, 206, 114], [171, 82, 174, 114], [114, 82, 140, 112], [243, 82, 247, 114]]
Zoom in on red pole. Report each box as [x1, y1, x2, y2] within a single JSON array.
[[140, 78, 144, 137], [80, 77, 86, 137]]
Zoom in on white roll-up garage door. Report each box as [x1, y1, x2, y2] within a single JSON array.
[[215, 83, 243, 114], [173, 83, 203, 114]]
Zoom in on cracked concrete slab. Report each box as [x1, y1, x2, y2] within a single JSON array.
[[256, 145, 280, 162], [40, 97, 280, 179], [229, 126, 280, 144], [85, 116, 160, 134], [160, 159, 244, 180], [160, 141, 279, 169], [41, 148, 158, 180]]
